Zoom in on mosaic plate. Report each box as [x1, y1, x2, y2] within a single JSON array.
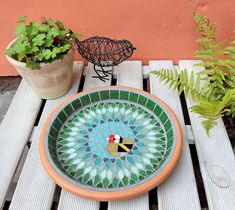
[[39, 86, 182, 201]]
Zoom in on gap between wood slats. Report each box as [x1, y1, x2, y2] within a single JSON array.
[[149, 60, 201, 210], [7, 62, 228, 210], [51, 185, 62, 210], [34, 99, 46, 126], [0, 80, 42, 209], [57, 62, 109, 210], [4, 127, 38, 208], [179, 90, 208, 208], [108, 61, 149, 210], [178, 60, 235, 210], [8, 62, 84, 210], [189, 145, 208, 209], [144, 74, 159, 210]]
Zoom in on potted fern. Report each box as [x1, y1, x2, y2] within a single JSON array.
[[151, 13, 235, 135], [5, 16, 81, 99]]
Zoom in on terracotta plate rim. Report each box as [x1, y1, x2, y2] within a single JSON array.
[[39, 85, 182, 201]]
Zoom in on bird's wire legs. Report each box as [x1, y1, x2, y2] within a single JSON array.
[[92, 65, 112, 82]]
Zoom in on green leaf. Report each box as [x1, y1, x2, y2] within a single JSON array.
[[32, 34, 46, 46], [17, 16, 28, 23], [195, 74, 201, 92], [48, 27, 60, 38], [18, 51, 25, 61], [9, 16, 81, 70], [5, 47, 16, 56], [189, 71, 194, 89], [70, 33, 82, 39], [59, 43, 71, 52], [30, 45, 39, 53], [26, 59, 40, 70], [55, 21, 65, 30], [39, 25, 50, 32], [178, 84, 185, 95], [14, 24, 26, 36], [51, 47, 61, 58], [31, 22, 40, 28]]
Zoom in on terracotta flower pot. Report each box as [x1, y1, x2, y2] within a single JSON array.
[[5, 40, 74, 99]]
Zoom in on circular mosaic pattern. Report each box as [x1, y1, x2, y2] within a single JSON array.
[[40, 86, 182, 200]]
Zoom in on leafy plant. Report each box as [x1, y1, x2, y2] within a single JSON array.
[[5, 16, 81, 70], [151, 13, 235, 135]]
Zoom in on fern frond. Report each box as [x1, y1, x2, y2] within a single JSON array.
[[193, 13, 231, 95], [190, 89, 235, 135], [151, 69, 211, 101]]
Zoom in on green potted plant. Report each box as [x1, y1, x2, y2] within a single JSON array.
[[5, 16, 81, 99], [151, 13, 235, 135]]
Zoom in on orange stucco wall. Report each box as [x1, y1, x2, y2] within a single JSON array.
[[1, 0, 235, 76]]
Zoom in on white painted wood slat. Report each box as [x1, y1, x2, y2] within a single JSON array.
[[0, 80, 42, 209], [9, 62, 84, 210], [57, 62, 112, 210], [149, 61, 201, 210], [6, 127, 37, 202], [179, 60, 235, 210], [108, 61, 149, 210]]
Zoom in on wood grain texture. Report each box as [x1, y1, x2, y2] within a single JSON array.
[[108, 61, 149, 210], [9, 62, 84, 210], [116, 61, 143, 89], [179, 60, 235, 210], [149, 60, 201, 210], [6, 128, 37, 201], [0, 80, 42, 209], [83, 63, 112, 90], [57, 62, 112, 210]]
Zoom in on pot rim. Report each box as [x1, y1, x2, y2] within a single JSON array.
[[5, 38, 74, 69]]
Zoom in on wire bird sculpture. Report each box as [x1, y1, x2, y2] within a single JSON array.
[[74, 35, 136, 82]]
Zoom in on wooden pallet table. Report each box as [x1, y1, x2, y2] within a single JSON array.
[[0, 60, 234, 210]]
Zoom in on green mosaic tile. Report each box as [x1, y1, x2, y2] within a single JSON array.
[[164, 120, 172, 132], [167, 129, 174, 140], [90, 92, 100, 102], [138, 95, 147, 106], [48, 146, 57, 157], [58, 111, 67, 122], [52, 118, 62, 131], [146, 99, 156, 110], [45, 88, 179, 194], [120, 91, 129, 100], [160, 112, 168, 124], [71, 99, 82, 110], [76, 169, 84, 177], [100, 90, 110, 100], [87, 180, 93, 186], [168, 139, 173, 148], [49, 127, 58, 139], [110, 90, 119, 99], [48, 136, 56, 148], [153, 105, 162, 116], [64, 104, 74, 116], [130, 174, 138, 182], [129, 93, 138, 102], [80, 95, 91, 106]]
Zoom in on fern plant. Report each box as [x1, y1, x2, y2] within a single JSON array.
[[151, 13, 235, 135]]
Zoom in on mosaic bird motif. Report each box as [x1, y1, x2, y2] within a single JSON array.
[[106, 134, 134, 158]]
